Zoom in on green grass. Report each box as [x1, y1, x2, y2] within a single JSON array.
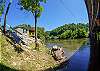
[[0, 33, 58, 71]]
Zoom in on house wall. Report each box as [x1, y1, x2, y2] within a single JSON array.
[[29, 31, 35, 37], [16, 28, 23, 34], [15, 28, 29, 36]]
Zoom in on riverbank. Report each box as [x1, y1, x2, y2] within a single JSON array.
[[57, 45, 90, 71], [46, 38, 88, 59], [0, 33, 58, 71], [44, 45, 90, 71], [0, 29, 89, 71]]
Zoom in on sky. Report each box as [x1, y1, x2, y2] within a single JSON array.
[[0, 0, 89, 31]]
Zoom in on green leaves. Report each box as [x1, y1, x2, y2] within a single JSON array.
[[19, 0, 46, 17], [49, 23, 89, 39], [0, 0, 5, 16], [39, 6, 44, 12], [40, 0, 46, 3], [37, 27, 45, 42], [43, 0, 46, 3], [36, 6, 44, 17], [14, 24, 31, 30]]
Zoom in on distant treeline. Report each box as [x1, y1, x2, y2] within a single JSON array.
[[13, 23, 89, 41], [46, 23, 89, 39]]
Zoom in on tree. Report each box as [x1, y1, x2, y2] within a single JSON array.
[[48, 23, 89, 39], [85, 0, 100, 71], [3, 0, 12, 34], [18, 0, 46, 49]]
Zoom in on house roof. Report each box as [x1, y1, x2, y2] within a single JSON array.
[[14, 26, 35, 30], [29, 27, 35, 32]]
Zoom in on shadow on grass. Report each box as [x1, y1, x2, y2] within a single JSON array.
[[5, 35, 24, 53], [0, 63, 19, 71]]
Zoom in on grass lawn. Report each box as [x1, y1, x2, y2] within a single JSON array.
[[0, 33, 58, 71]]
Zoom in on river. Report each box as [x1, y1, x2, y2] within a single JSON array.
[[45, 39, 90, 71]]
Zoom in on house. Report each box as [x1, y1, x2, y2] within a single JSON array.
[[29, 27, 35, 37], [14, 26, 35, 37]]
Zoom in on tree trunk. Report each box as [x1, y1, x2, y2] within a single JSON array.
[[4, 14, 6, 34], [3, 2, 11, 34], [86, 0, 100, 71], [85, 0, 100, 71], [88, 31, 100, 71], [34, 11, 38, 49]]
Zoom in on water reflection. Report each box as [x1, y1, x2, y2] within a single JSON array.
[[88, 39, 100, 71], [45, 39, 90, 71], [46, 39, 87, 51], [57, 45, 90, 71]]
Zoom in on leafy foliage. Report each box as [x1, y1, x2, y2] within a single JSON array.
[[13, 24, 31, 30], [37, 27, 45, 42], [0, 0, 5, 16], [47, 23, 89, 39], [18, 0, 46, 17]]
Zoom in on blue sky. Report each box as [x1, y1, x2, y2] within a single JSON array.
[[0, 0, 89, 31]]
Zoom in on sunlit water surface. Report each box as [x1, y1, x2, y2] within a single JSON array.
[[46, 39, 90, 71]]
